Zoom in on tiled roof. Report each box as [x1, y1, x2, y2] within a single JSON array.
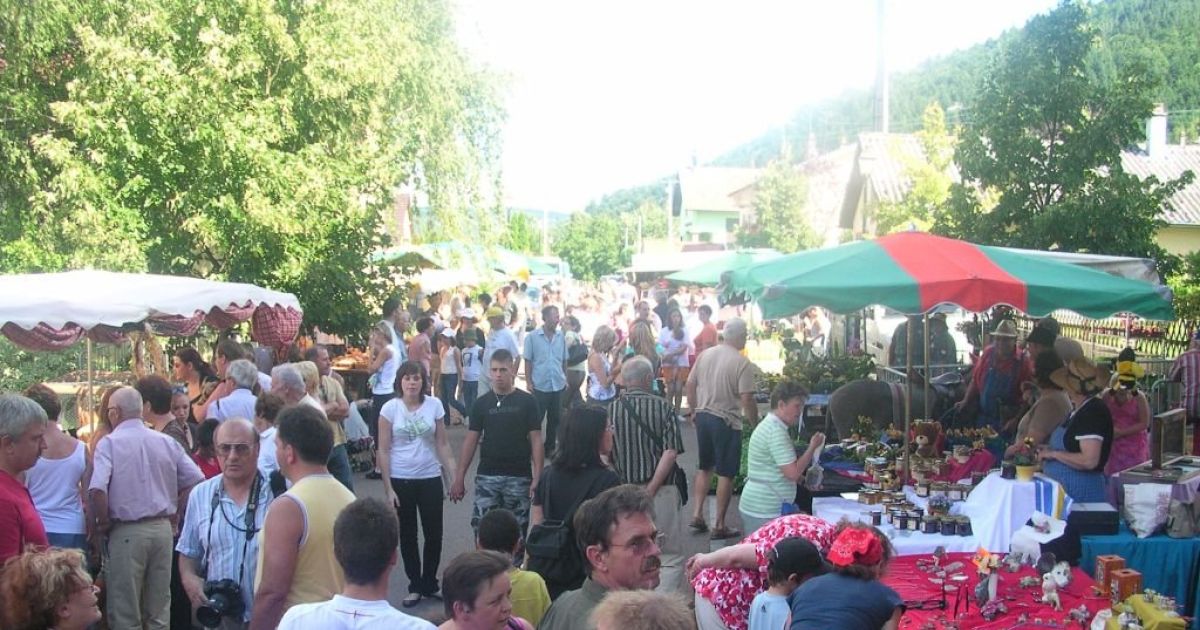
[[1120, 145, 1200, 225], [677, 167, 763, 213]]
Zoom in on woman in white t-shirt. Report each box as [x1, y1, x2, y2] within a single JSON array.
[[378, 361, 457, 607], [658, 308, 694, 413], [437, 328, 469, 425]]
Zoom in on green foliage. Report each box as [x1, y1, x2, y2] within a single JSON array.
[[736, 157, 818, 253], [0, 338, 79, 393], [932, 1, 1193, 276], [0, 0, 501, 337], [502, 212, 542, 255], [584, 180, 668, 216], [779, 334, 876, 395], [875, 103, 956, 234], [551, 213, 627, 281], [1167, 251, 1200, 320]]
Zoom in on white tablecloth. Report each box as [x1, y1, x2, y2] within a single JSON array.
[[957, 472, 1039, 553], [812, 497, 979, 555]]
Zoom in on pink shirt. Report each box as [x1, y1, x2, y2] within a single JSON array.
[[89, 420, 204, 522], [408, 333, 432, 375], [0, 470, 48, 563]]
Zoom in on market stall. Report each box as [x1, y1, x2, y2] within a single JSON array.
[[0, 270, 303, 427]]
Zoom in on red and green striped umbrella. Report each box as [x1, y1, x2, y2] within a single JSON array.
[[725, 232, 1173, 320]]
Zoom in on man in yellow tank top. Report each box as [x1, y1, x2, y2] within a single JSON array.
[[249, 404, 356, 630]]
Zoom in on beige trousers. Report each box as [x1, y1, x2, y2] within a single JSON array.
[[105, 518, 173, 630]]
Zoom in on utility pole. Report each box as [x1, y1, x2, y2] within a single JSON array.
[[875, 0, 889, 133]]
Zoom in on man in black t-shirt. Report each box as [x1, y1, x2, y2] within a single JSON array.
[[450, 349, 544, 556]]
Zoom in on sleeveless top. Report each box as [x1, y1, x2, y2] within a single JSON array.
[[372, 350, 399, 396], [25, 440, 87, 534], [255, 474, 356, 607], [587, 354, 616, 401]]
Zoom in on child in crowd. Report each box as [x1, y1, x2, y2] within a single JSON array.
[[460, 332, 484, 418], [748, 537, 827, 630], [476, 509, 550, 627], [787, 524, 903, 630]]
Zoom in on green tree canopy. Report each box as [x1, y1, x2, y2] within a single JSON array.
[[0, 0, 501, 336], [736, 156, 818, 253], [931, 1, 1192, 273], [551, 213, 626, 281], [502, 211, 542, 255], [876, 102, 956, 234]]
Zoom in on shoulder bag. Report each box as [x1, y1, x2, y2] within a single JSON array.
[[619, 395, 688, 506], [526, 468, 607, 585]]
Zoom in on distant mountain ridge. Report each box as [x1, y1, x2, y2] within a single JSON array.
[[586, 0, 1200, 211]]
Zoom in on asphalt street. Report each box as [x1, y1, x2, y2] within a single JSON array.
[[354, 409, 742, 625]]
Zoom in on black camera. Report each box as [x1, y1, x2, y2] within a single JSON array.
[[197, 579, 244, 628]]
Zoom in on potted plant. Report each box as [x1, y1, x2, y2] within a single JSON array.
[[1010, 438, 1039, 482]]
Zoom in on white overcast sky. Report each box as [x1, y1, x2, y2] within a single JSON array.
[[455, 0, 1058, 212]]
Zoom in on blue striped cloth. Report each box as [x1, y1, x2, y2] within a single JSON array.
[[1033, 474, 1073, 519]]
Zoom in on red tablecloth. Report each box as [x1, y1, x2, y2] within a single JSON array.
[[883, 552, 1109, 630]]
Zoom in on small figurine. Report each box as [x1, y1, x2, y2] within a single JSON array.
[[1035, 552, 1057, 576], [1003, 552, 1024, 573], [1068, 604, 1090, 624], [933, 545, 946, 567], [1050, 561, 1072, 589], [980, 599, 1008, 621], [974, 572, 999, 607], [1019, 575, 1040, 588], [1041, 573, 1062, 611]]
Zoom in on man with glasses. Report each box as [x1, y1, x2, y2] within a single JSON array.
[[89, 386, 204, 630], [538, 485, 662, 630], [177, 418, 273, 630]]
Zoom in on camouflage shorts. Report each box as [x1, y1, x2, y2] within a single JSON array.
[[471, 474, 532, 537]]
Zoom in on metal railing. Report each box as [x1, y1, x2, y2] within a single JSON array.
[[874, 364, 966, 386]]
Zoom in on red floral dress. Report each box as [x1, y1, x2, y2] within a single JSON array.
[[692, 514, 835, 630]]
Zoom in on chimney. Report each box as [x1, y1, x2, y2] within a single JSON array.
[[1146, 104, 1167, 158]]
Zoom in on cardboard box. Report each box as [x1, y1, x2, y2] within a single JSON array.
[[1109, 568, 1142, 606], [1093, 555, 1124, 596]]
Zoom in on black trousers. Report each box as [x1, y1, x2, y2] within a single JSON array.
[[389, 476, 444, 595], [533, 388, 564, 453]]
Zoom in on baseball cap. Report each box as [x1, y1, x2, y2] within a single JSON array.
[[769, 537, 830, 578], [440, 327, 455, 339], [458, 308, 477, 320]]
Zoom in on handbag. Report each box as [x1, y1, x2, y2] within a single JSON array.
[[526, 469, 607, 585], [567, 339, 589, 367], [619, 396, 688, 506]]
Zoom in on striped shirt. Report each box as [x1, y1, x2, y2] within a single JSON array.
[[176, 474, 274, 621], [740, 414, 799, 519], [608, 390, 684, 485], [1170, 348, 1200, 417]]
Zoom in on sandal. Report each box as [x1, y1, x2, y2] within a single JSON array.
[[710, 527, 742, 540], [688, 518, 709, 533]]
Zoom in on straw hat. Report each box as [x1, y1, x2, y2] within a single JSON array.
[[991, 320, 1017, 338], [1050, 357, 1110, 397]]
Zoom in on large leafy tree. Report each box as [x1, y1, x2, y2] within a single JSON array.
[[932, 1, 1192, 273], [502, 211, 542, 255], [0, 0, 501, 336], [736, 155, 818, 253], [551, 213, 626, 281]]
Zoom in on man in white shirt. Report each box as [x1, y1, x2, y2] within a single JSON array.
[[253, 392, 284, 486], [207, 360, 261, 423], [278, 497, 435, 630], [481, 306, 520, 396]]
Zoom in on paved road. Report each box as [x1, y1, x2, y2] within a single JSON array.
[[351, 409, 743, 625]]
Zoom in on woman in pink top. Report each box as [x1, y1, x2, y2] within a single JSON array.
[[1103, 353, 1150, 476]]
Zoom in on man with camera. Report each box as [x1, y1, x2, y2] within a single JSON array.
[[177, 418, 273, 629]]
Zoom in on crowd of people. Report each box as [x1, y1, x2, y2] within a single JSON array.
[[1, 275, 1197, 630]]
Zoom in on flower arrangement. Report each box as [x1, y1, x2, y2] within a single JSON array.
[[1011, 437, 1038, 467], [928, 494, 953, 516]]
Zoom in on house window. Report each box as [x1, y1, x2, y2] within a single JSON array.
[[726, 218, 738, 233], [699, 232, 713, 243]]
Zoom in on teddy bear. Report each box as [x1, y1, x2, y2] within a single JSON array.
[[911, 421, 942, 459]]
